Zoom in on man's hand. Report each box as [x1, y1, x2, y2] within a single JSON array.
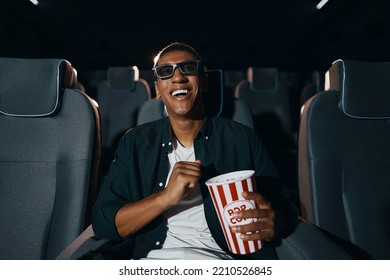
[[161, 160, 202, 207], [231, 191, 276, 241]]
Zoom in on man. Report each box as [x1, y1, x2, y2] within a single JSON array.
[[92, 42, 298, 259]]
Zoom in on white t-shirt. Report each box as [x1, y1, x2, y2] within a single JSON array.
[[144, 140, 232, 260]]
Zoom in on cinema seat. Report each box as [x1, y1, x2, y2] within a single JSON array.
[[299, 59, 390, 259], [0, 57, 101, 259], [96, 66, 151, 175], [234, 67, 294, 146]]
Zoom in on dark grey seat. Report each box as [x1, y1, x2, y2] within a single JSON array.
[[0, 58, 101, 259], [96, 66, 151, 174], [234, 67, 294, 146], [299, 59, 390, 259], [97, 66, 151, 148]]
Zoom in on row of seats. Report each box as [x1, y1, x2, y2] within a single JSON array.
[[56, 63, 350, 260], [93, 65, 318, 207], [1, 57, 389, 260]]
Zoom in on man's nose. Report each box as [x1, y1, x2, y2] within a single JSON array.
[[171, 67, 187, 81]]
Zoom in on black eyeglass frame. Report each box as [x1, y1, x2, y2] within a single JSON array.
[[152, 59, 204, 79]]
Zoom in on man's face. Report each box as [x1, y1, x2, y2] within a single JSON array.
[[154, 50, 206, 120]]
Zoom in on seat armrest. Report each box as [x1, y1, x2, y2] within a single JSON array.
[[56, 225, 109, 260], [275, 218, 354, 260]]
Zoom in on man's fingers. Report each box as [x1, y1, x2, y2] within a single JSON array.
[[242, 191, 271, 209], [169, 161, 202, 188], [232, 220, 275, 241], [172, 161, 200, 175], [234, 208, 274, 220]]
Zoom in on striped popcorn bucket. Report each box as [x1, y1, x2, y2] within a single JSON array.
[[206, 170, 262, 255]]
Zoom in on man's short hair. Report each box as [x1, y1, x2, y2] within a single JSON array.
[[153, 42, 202, 67]]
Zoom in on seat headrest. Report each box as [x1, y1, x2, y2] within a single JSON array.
[[325, 59, 390, 119], [247, 67, 278, 92], [107, 66, 139, 92], [0, 58, 76, 117]]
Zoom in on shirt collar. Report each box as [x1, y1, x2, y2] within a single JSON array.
[[161, 117, 173, 153], [198, 115, 212, 140], [161, 115, 213, 152]]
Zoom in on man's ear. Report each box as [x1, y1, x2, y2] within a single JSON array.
[[154, 81, 160, 98]]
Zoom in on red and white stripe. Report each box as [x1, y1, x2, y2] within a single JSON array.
[[208, 177, 261, 255]]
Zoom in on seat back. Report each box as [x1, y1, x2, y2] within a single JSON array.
[[96, 66, 151, 174], [0, 58, 101, 259], [234, 67, 293, 145], [97, 66, 151, 148], [137, 69, 254, 129], [298, 59, 390, 259]]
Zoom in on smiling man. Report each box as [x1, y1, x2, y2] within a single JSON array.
[[91, 42, 298, 260]]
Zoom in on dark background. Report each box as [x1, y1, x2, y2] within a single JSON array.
[[1, 0, 389, 72]]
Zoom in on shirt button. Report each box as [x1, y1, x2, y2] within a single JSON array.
[[156, 241, 160, 246], [159, 182, 164, 187], [168, 141, 172, 146], [162, 143, 165, 147], [205, 136, 209, 140]]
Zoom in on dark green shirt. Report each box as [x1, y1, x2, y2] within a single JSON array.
[[92, 116, 297, 259]]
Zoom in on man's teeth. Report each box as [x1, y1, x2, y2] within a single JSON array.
[[172, 89, 188, 96]]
